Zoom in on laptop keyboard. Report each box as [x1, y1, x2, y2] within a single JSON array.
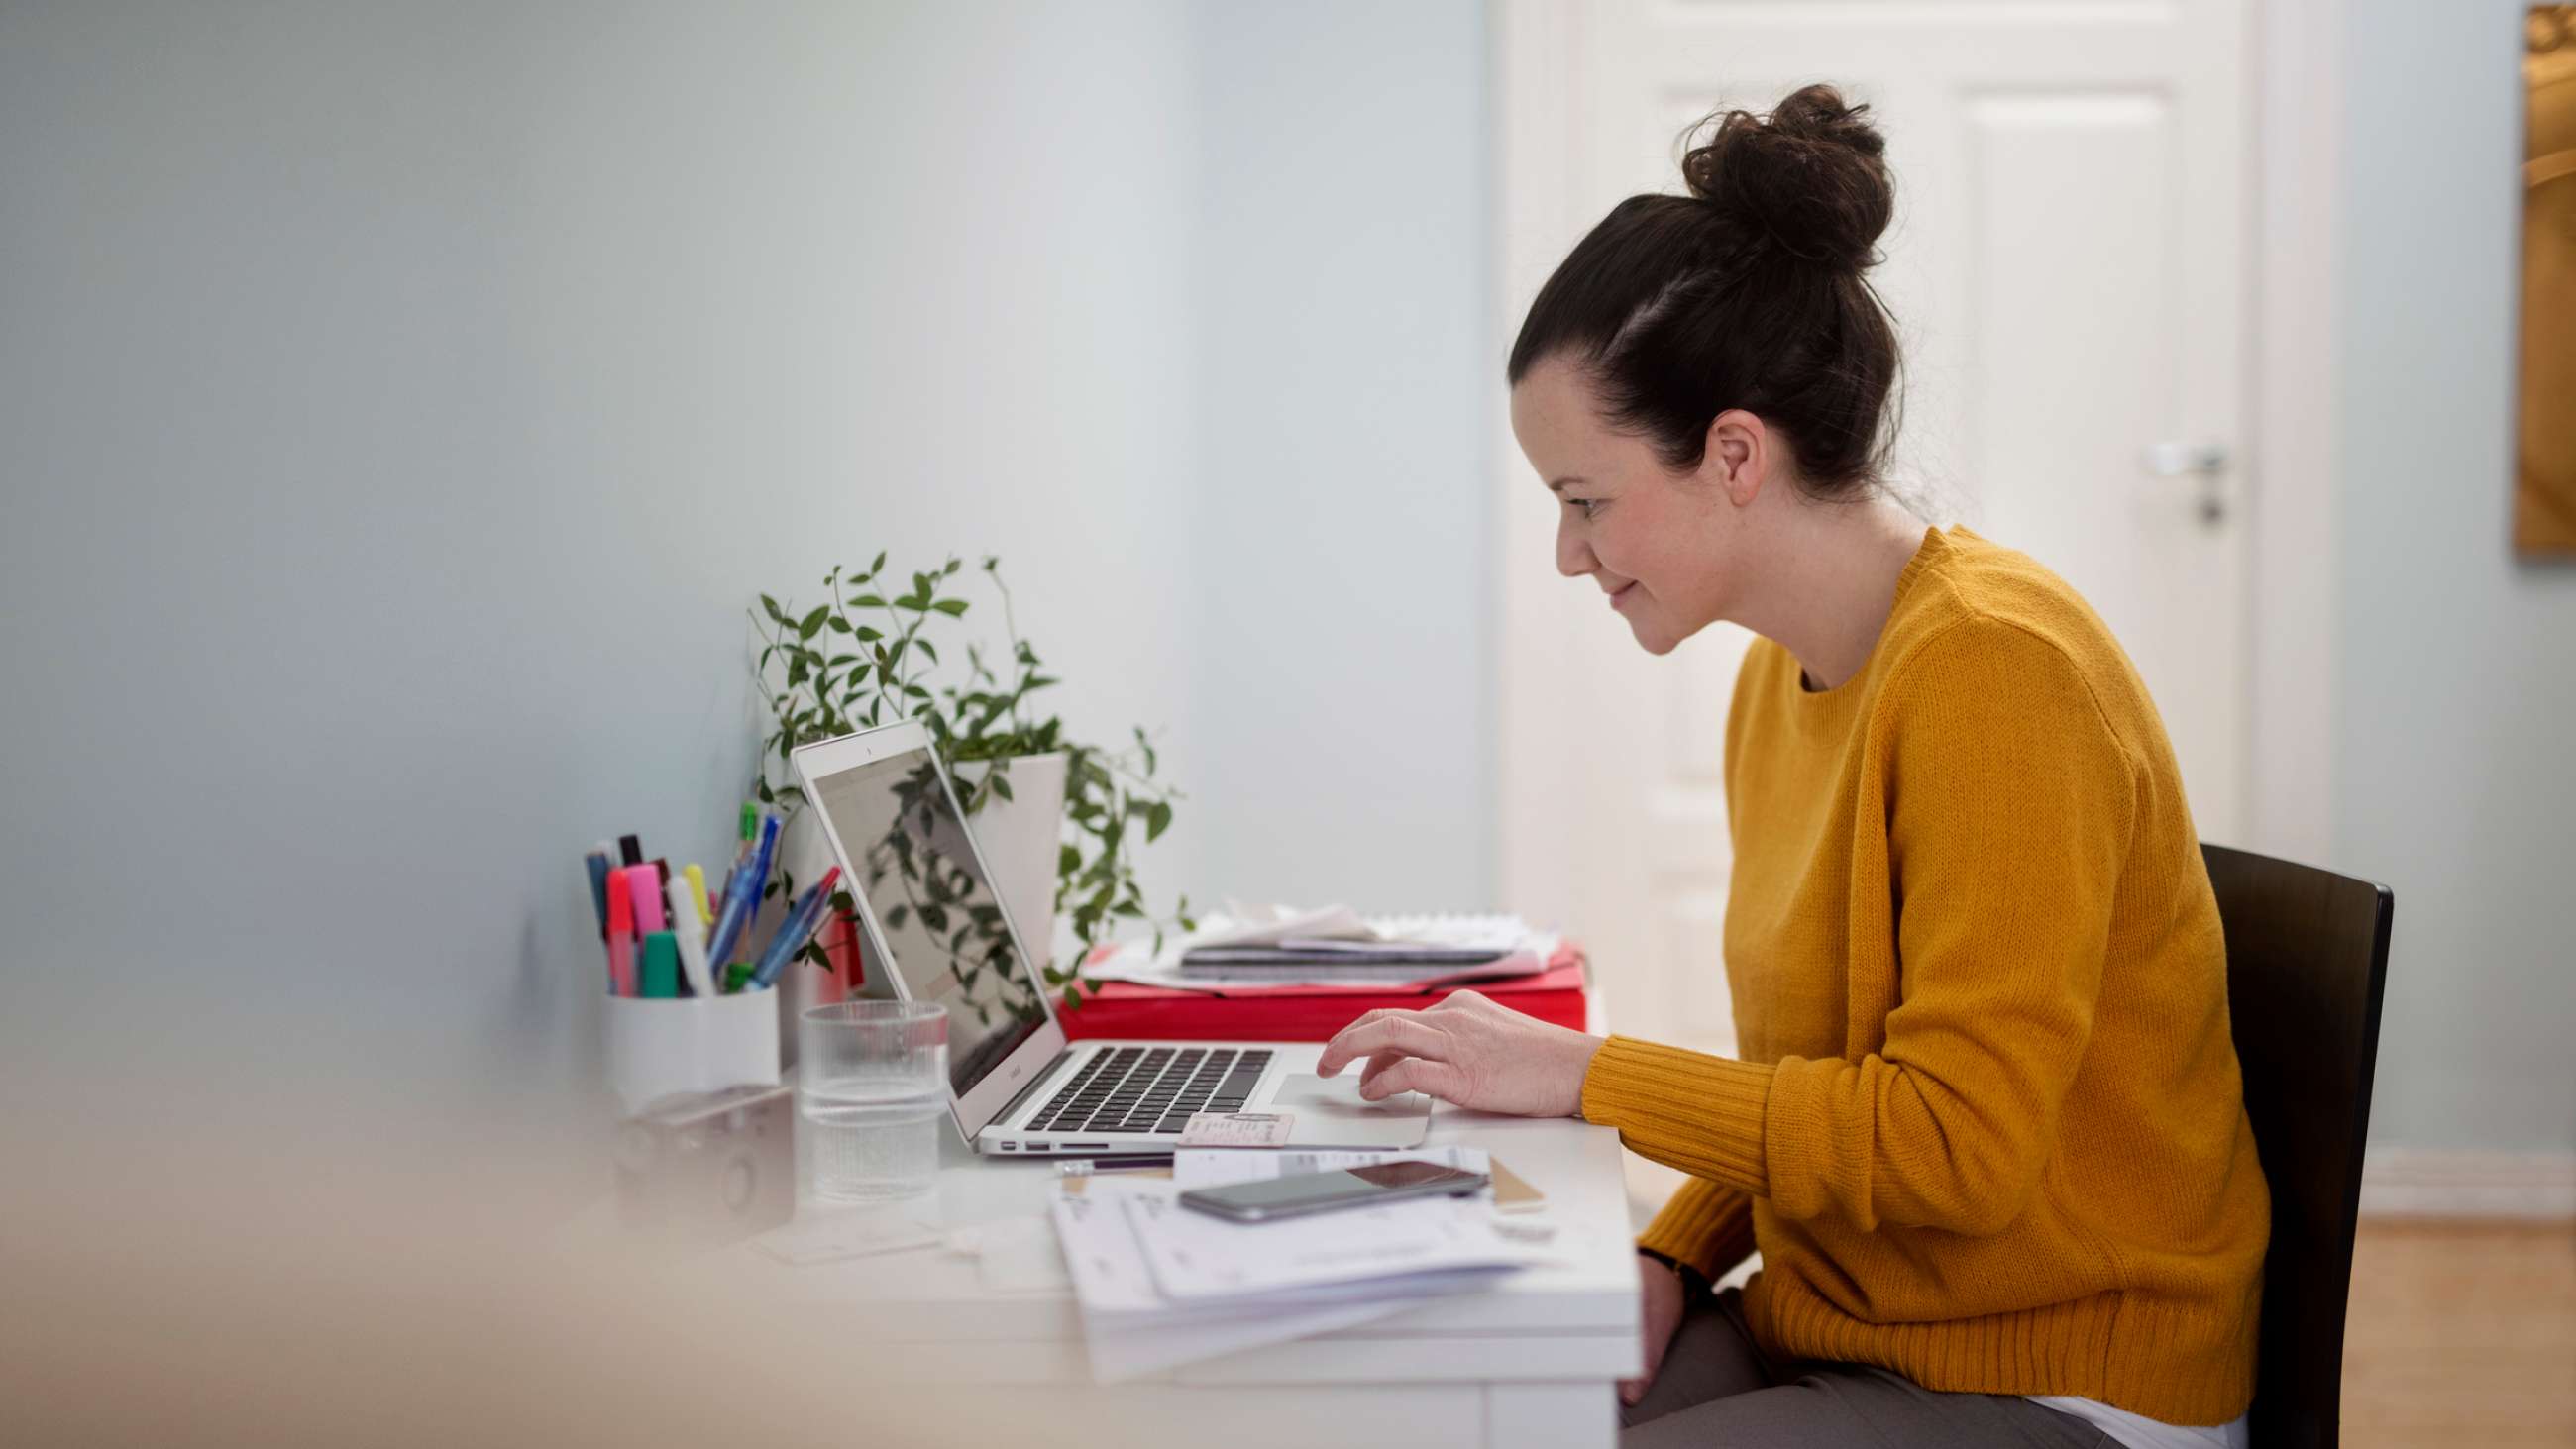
[[1024, 1046, 1274, 1136]]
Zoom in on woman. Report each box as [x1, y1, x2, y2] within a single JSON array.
[[1316, 86, 2268, 1448]]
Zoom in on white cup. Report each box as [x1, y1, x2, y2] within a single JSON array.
[[603, 988, 783, 1117]]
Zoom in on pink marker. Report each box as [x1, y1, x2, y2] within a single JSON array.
[[605, 867, 638, 997], [626, 864, 667, 936]]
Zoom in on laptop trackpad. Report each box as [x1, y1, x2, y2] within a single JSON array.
[[1266, 1074, 1434, 1149]]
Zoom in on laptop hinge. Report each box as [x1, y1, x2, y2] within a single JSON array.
[[989, 1047, 1074, 1129]]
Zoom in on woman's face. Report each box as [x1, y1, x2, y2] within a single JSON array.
[[1508, 354, 1746, 656]]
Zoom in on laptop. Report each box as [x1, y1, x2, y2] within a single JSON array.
[[791, 719, 1433, 1156]]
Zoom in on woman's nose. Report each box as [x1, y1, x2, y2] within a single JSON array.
[[1556, 519, 1594, 579]]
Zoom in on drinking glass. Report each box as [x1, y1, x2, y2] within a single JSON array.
[[797, 1000, 948, 1204]]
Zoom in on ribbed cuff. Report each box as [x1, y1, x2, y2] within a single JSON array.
[[1579, 1035, 1772, 1193], [1637, 1180, 1759, 1284]]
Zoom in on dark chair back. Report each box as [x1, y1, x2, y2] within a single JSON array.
[[2201, 843, 2394, 1449]]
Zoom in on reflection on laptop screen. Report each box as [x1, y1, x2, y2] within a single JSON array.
[[806, 748, 1046, 1095]]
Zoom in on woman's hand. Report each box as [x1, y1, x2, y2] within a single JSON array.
[[1314, 989, 1606, 1117], [1622, 1253, 1688, 1406]]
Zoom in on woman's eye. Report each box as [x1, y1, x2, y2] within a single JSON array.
[[1568, 498, 1603, 521]]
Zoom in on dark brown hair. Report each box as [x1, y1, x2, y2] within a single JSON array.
[[1506, 84, 1901, 499]]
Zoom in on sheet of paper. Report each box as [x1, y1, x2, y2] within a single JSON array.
[[1178, 1111, 1296, 1147], [1488, 1157, 1547, 1213], [1046, 1176, 1474, 1383], [1171, 1145, 1491, 1190], [1121, 1188, 1550, 1301], [1080, 908, 1553, 988]]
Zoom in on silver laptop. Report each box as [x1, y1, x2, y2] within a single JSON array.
[[791, 720, 1433, 1156]]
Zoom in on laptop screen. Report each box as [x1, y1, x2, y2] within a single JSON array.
[[804, 746, 1049, 1095]]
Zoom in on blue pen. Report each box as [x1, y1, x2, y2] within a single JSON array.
[[704, 812, 782, 971], [748, 865, 841, 990]]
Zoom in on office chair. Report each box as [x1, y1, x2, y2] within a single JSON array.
[[2202, 843, 2395, 1449]]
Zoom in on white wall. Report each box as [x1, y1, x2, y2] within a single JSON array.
[[2335, 0, 2576, 1156], [1186, 0, 1494, 913]]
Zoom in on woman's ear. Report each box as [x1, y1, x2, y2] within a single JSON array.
[[1700, 409, 1771, 508]]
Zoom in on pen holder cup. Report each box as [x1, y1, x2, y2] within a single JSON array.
[[604, 988, 783, 1117]]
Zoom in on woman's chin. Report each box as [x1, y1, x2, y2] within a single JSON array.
[[1626, 616, 1681, 657]]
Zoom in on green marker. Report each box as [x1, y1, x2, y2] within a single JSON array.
[[723, 961, 757, 994], [641, 932, 680, 998], [739, 800, 758, 843]]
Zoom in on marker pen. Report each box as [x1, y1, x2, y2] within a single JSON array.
[[669, 873, 716, 998], [604, 868, 637, 997], [618, 834, 644, 869], [640, 931, 680, 999], [683, 864, 713, 926], [626, 864, 667, 936], [585, 845, 614, 941]]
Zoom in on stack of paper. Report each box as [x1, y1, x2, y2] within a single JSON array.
[[1047, 1148, 1556, 1382], [1086, 905, 1558, 989]]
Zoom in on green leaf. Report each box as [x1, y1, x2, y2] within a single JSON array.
[[990, 774, 1013, 802], [886, 904, 909, 930], [1058, 844, 1081, 876], [851, 593, 886, 608], [797, 605, 828, 639], [1147, 801, 1172, 841], [760, 593, 787, 625], [826, 615, 852, 634], [932, 599, 969, 617], [856, 625, 883, 642], [871, 550, 888, 574]]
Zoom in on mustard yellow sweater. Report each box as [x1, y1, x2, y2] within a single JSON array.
[[1580, 526, 2268, 1426]]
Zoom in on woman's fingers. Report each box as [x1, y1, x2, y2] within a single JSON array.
[[1317, 1012, 1448, 1077], [1356, 1055, 1465, 1102], [1354, 1051, 1410, 1094]]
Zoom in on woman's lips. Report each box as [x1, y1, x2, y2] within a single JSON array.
[[1608, 581, 1638, 611]]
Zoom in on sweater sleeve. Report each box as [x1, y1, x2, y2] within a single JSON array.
[[1583, 617, 2136, 1237], [1636, 1175, 1760, 1283]]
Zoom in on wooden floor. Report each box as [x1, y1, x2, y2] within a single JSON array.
[[2342, 1219, 2576, 1449]]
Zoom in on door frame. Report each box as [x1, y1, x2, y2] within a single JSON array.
[[1489, 0, 2346, 915]]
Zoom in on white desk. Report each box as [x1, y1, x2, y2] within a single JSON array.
[[741, 1044, 1641, 1449]]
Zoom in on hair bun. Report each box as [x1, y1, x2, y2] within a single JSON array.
[[1680, 84, 1892, 271]]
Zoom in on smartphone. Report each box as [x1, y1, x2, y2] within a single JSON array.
[[1177, 1161, 1491, 1223]]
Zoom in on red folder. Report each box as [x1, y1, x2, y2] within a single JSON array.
[[1056, 946, 1591, 1043]]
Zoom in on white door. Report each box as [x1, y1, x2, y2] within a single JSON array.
[[1497, 0, 2254, 1066]]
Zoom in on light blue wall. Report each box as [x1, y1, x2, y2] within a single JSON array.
[[0, 1, 1498, 1172], [0, 0, 1207, 1154], [2336, 0, 2576, 1153]]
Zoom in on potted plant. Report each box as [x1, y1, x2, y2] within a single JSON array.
[[750, 554, 1187, 1011]]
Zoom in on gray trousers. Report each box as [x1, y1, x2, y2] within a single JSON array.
[[1620, 1290, 2113, 1448]]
